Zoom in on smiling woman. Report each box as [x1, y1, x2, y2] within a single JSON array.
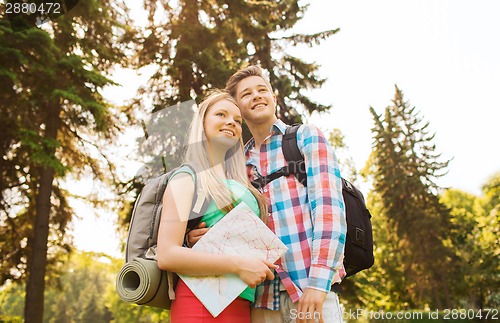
[[74, 0, 500, 266], [203, 97, 243, 157], [154, 90, 273, 322]]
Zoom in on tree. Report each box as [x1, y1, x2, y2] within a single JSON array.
[[325, 128, 359, 184], [133, 0, 337, 121], [478, 173, 500, 308], [0, 251, 170, 322], [117, 0, 340, 229], [0, 0, 135, 320], [368, 86, 455, 308], [441, 173, 500, 309]]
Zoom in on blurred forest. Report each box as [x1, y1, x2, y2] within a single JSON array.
[[0, 0, 499, 322]]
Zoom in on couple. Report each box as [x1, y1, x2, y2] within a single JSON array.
[[156, 65, 347, 323]]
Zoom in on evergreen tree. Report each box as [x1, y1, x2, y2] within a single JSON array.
[[134, 0, 336, 121], [368, 86, 455, 308], [0, 0, 135, 320], [117, 0, 339, 228]]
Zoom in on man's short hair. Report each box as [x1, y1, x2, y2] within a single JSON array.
[[225, 65, 273, 98]]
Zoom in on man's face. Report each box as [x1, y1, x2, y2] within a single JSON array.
[[234, 76, 277, 124]]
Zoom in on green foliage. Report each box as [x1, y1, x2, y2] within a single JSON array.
[[0, 251, 170, 322], [342, 189, 414, 311], [133, 0, 335, 118], [0, 282, 25, 320], [355, 87, 499, 311], [367, 86, 455, 309], [19, 129, 68, 176], [440, 173, 500, 309], [118, 0, 340, 229], [1, 0, 137, 320], [325, 128, 359, 184]]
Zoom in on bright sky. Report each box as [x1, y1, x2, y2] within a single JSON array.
[[74, 0, 500, 257]]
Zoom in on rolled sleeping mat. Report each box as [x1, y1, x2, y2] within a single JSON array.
[[116, 258, 173, 309]]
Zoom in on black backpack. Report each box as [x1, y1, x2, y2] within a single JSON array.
[[250, 124, 374, 278]]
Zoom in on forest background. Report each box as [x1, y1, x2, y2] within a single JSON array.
[[0, 0, 499, 322]]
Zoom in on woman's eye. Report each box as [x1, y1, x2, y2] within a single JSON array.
[[235, 119, 242, 125]]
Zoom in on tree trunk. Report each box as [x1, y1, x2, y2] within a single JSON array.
[[24, 105, 59, 322]]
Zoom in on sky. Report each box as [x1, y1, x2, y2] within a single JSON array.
[[74, 0, 500, 257]]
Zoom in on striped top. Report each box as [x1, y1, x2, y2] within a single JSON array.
[[244, 120, 346, 310]]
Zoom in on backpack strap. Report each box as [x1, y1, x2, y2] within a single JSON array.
[[283, 124, 307, 186], [171, 163, 211, 230], [250, 123, 307, 189]]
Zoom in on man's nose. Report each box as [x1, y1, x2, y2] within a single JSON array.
[[252, 90, 262, 100]]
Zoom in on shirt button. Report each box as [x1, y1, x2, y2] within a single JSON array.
[[263, 189, 268, 193]]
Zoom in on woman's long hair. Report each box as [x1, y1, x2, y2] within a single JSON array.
[[184, 90, 267, 222]]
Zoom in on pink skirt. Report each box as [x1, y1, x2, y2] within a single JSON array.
[[170, 279, 251, 323]]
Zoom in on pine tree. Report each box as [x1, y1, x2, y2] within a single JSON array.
[[0, 0, 135, 320], [117, 0, 340, 225], [369, 86, 455, 308], [134, 0, 337, 119]]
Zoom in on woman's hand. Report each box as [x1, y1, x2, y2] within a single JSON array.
[[233, 257, 277, 288]]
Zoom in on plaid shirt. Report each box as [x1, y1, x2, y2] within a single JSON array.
[[245, 120, 346, 310]]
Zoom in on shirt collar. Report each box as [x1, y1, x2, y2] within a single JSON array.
[[273, 119, 288, 135], [244, 119, 288, 154]]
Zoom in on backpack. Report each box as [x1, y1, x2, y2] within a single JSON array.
[[117, 163, 210, 309], [250, 124, 374, 278]]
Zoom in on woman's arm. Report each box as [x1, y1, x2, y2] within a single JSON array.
[[156, 172, 276, 288]]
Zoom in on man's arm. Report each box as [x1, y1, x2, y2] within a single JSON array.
[[185, 222, 209, 247], [299, 124, 347, 291]]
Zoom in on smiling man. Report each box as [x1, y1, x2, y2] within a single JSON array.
[[189, 66, 346, 322], [225, 65, 347, 323]]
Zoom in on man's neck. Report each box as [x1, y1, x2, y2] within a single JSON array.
[[247, 117, 278, 149]]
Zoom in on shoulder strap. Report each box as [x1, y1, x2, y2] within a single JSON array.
[[283, 124, 307, 186], [250, 124, 308, 189], [173, 163, 211, 230]]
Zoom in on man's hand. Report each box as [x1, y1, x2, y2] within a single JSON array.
[[186, 222, 209, 247], [296, 288, 327, 323]]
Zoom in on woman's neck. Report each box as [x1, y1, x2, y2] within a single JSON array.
[[206, 144, 227, 178]]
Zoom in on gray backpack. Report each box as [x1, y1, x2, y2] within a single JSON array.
[[117, 163, 210, 309]]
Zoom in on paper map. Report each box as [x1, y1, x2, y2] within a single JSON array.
[[179, 201, 287, 317]]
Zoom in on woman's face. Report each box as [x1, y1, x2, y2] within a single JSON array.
[[203, 99, 243, 148]]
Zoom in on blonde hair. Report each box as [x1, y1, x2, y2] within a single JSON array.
[[184, 90, 267, 221]]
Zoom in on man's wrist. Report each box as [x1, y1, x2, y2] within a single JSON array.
[[308, 264, 334, 292]]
